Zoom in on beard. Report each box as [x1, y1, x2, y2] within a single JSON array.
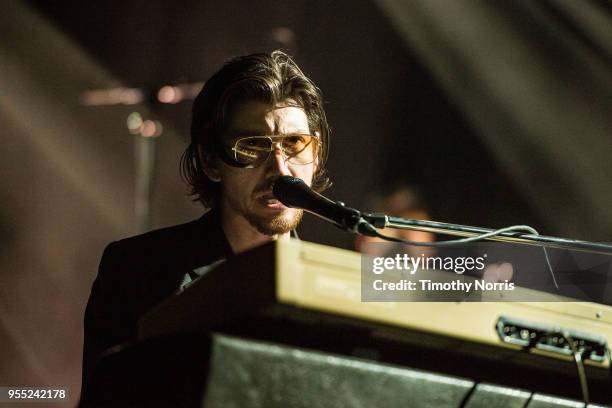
[[245, 207, 304, 236]]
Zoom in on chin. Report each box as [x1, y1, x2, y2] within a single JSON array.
[[248, 208, 303, 236]]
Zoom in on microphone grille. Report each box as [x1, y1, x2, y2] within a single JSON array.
[[273, 176, 308, 206]]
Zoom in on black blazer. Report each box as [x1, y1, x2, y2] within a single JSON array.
[[82, 209, 232, 393]]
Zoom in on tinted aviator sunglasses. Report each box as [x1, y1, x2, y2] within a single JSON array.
[[227, 133, 319, 168]]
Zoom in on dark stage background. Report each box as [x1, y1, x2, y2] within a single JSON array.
[[1, 0, 611, 405]]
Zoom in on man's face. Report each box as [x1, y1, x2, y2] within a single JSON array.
[[212, 100, 317, 235]]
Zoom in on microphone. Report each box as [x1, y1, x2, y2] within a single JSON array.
[[273, 176, 366, 232]]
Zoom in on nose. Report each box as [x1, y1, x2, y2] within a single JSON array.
[[266, 142, 291, 176]]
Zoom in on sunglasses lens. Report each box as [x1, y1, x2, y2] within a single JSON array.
[[232, 138, 271, 166], [283, 135, 317, 165], [231, 135, 318, 167]]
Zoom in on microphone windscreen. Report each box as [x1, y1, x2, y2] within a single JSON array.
[[272, 176, 309, 207]]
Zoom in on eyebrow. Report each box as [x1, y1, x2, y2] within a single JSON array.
[[227, 128, 312, 137], [225, 126, 264, 135]]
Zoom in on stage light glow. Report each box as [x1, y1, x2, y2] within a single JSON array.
[[126, 112, 143, 134], [81, 87, 144, 106], [158, 86, 183, 104], [272, 27, 295, 46], [119, 88, 143, 105], [139, 120, 162, 137], [153, 120, 163, 136]]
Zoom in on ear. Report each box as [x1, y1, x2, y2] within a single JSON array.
[[313, 131, 321, 173], [201, 150, 222, 182]]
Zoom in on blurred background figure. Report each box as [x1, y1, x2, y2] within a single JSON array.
[[356, 183, 514, 284], [355, 184, 435, 257]]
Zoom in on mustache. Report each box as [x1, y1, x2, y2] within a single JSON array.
[[253, 177, 280, 195]]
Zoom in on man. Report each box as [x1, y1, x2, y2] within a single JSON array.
[[82, 50, 331, 394]]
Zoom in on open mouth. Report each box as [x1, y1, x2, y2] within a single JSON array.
[[258, 192, 285, 208]]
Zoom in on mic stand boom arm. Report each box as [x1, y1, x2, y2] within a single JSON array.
[[362, 213, 612, 255]]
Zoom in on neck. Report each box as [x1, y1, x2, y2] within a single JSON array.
[[220, 201, 290, 254]]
